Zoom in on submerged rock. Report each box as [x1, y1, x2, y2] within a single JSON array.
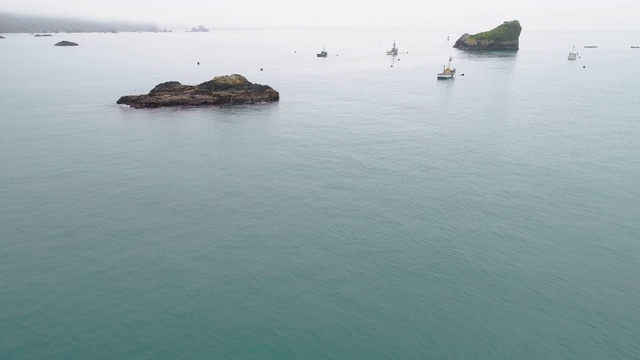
[[54, 40, 78, 46], [117, 74, 279, 108], [453, 20, 522, 50]]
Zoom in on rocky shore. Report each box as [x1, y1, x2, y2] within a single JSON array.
[[117, 74, 279, 109], [453, 20, 522, 50]]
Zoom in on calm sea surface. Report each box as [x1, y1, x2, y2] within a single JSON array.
[[1, 29, 639, 359]]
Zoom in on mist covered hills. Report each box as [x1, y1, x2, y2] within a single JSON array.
[[0, 12, 159, 33]]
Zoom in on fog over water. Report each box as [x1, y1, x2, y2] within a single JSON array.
[[0, 0, 638, 31]]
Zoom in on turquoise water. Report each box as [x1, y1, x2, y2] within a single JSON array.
[[1, 29, 639, 359]]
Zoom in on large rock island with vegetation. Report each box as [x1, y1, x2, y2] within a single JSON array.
[[117, 74, 279, 108], [453, 20, 522, 50]]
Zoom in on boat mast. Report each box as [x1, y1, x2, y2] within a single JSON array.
[[447, 36, 453, 70]]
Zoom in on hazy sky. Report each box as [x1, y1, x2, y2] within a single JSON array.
[[1, 0, 637, 31]]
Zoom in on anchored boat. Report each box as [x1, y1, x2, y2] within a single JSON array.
[[317, 47, 327, 57], [437, 56, 456, 79], [387, 41, 398, 55], [568, 46, 578, 60]]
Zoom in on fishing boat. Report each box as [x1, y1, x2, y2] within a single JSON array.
[[584, 45, 597, 48], [317, 47, 327, 57], [568, 46, 578, 60], [437, 56, 456, 79], [387, 41, 398, 55]]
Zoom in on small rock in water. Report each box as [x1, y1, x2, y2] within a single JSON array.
[[54, 40, 78, 46]]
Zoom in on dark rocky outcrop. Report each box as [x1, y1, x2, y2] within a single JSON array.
[[191, 25, 209, 32], [117, 74, 279, 108], [453, 20, 521, 50], [0, 35, 5, 39], [54, 40, 78, 46]]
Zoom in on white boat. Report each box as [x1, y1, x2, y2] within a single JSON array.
[[387, 41, 398, 55], [317, 47, 327, 57], [437, 56, 456, 79], [568, 46, 578, 60]]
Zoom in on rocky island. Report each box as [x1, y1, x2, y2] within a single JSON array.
[[117, 74, 279, 108], [191, 25, 209, 32], [453, 20, 522, 50], [0, 35, 5, 39], [54, 40, 78, 46]]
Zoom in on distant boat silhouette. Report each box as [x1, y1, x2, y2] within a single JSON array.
[[387, 40, 398, 55]]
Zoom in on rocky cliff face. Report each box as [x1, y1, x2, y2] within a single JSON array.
[[453, 20, 521, 50], [117, 74, 279, 108]]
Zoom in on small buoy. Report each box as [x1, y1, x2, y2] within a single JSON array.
[[461, 74, 465, 76], [260, 68, 263, 71], [294, 51, 296, 53], [583, 66, 586, 68], [197, 62, 200, 65], [398, 58, 400, 61], [391, 65, 393, 67]]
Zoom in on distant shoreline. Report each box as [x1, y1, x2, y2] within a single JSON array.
[[0, 11, 159, 33]]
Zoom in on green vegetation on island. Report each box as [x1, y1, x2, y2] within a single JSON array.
[[470, 20, 522, 42], [454, 20, 522, 50]]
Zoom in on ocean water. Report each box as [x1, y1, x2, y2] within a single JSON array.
[[1, 29, 639, 359]]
